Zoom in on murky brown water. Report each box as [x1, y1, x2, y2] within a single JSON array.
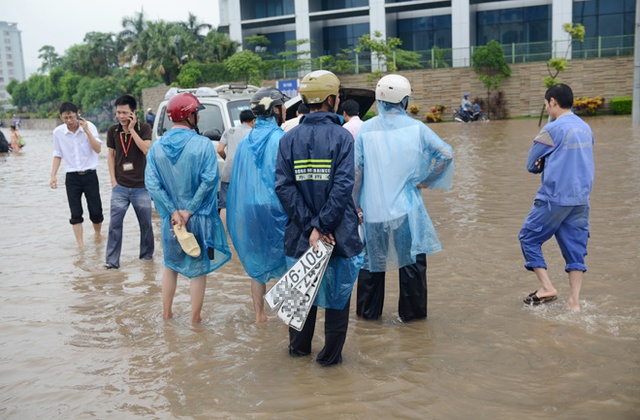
[[1, 117, 638, 419]]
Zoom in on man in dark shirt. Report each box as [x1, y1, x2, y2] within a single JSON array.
[[103, 95, 154, 269]]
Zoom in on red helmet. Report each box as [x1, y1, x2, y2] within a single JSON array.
[[167, 92, 204, 122]]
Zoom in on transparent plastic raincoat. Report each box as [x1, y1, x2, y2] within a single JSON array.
[[227, 116, 288, 283], [354, 101, 454, 272], [145, 128, 231, 278]]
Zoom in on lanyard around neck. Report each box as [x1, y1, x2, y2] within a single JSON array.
[[119, 131, 133, 158]]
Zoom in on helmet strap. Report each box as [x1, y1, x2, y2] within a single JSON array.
[[185, 112, 201, 134]]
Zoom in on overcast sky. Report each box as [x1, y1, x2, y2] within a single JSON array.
[[3, 0, 221, 77]]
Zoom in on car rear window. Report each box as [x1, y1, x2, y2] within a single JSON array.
[[227, 100, 251, 127]]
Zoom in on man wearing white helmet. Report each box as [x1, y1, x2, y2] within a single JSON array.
[[353, 74, 454, 323], [276, 70, 363, 366]]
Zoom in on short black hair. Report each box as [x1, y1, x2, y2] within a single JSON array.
[[115, 94, 137, 111], [297, 103, 309, 115], [342, 99, 359, 117], [59, 102, 78, 115], [545, 84, 573, 109], [240, 109, 256, 123]]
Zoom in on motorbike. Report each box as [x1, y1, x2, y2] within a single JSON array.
[[453, 104, 489, 122]]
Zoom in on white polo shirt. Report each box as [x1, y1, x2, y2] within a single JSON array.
[[52, 122, 102, 173]]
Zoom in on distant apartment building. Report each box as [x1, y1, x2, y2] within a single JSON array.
[[218, 0, 635, 69], [0, 22, 26, 103]]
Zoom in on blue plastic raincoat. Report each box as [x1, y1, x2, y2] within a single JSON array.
[[227, 116, 288, 283], [145, 128, 231, 278], [354, 101, 454, 272]]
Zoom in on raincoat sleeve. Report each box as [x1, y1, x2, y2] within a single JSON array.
[[186, 145, 217, 215], [352, 132, 364, 204], [144, 145, 177, 218], [420, 127, 454, 190], [313, 138, 355, 234]]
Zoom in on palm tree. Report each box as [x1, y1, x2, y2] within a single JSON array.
[[118, 10, 148, 68], [143, 20, 182, 85], [179, 13, 212, 42], [204, 31, 241, 62]]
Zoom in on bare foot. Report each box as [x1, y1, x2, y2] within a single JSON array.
[[191, 315, 202, 324], [566, 301, 581, 312], [163, 312, 173, 320], [255, 314, 268, 323]]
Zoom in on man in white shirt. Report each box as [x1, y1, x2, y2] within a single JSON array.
[[281, 103, 309, 132], [50, 102, 104, 248], [341, 99, 362, 140]]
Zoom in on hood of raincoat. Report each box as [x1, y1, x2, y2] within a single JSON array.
[[245, 116, 281, 167], [158, 127, 199, 164]]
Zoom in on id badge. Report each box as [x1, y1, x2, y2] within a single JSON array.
[[122, 162, 134, 171]]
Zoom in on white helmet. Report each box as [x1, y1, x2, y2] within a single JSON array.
[[375, 74, 412, 104]]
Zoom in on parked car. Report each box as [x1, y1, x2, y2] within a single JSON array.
[[152, 84, 260, 142], [284, 87, 376, 121]]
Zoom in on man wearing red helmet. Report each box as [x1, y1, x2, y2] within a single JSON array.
[[145, 92, 231, 323]]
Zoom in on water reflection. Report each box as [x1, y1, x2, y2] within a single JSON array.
[[0, 118, 638, 418]]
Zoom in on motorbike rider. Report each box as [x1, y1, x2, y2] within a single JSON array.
[[460, 93, 473, 121]]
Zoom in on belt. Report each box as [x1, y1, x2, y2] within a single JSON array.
[[68, 169, 96, 175]]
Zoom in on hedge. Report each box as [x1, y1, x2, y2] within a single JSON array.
[[611, 97, 632, 115]]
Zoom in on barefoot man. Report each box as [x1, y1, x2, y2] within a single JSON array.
[[519, 84, 594, 312]]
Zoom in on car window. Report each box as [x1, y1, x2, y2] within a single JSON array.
[[198, 105, 224, 134], [227, 100, 251, 127], [156, 104, 224, 136]]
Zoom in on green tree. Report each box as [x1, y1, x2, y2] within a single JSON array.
[[538, 23, 585, 125], [202, 31, 240, 63], [356, 31, 402, 76], [37, 45, 62, 74], [224, 49, 264, 85], [179, 13, 212, 42], [118, 10, 148, 68], [472, 40, 511, 118], [142, 21, 182, 85]]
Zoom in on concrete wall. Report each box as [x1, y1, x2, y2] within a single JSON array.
[[141, 56, 633, 120], [1, 119, 58, 130]]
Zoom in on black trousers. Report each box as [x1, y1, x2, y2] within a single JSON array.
[[356, 253, 427, 322], [65, 170, 104, 225], [289, 298, 351, 366]]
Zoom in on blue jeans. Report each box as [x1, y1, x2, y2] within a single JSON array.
[[106, 185, 154, 268]]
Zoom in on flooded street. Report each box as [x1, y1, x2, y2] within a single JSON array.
[[0, 116, 638, 419]]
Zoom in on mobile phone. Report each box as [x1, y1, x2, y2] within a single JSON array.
[[77, 114, 84, 121]]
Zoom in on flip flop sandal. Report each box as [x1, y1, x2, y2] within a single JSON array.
[[523, 290, 558, 306], [174, 225, 201, 258]]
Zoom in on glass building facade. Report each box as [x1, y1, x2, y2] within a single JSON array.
[[219, 0, 636, 70]]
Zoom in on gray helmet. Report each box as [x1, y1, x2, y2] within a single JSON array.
[[250, 87, 289, 117]]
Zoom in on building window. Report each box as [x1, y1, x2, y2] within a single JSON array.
[[573, 0, 636, 37], [322, 22, 369, 56], [310, 0, 368, 12], [476, 5, 550, 46], [397, 15, 452, 51], [572, 0, 636, 57], [240, 0, 294, 20]]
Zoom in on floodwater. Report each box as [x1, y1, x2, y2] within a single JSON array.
[[0, 117, 638, 419]]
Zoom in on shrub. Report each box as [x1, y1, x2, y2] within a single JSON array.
[[573, 96, 604, 115], [363, 110, 376, 121], [611, 97, 632, 115], [425, 105, 446, 123], [475, 90, 509, 119]]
